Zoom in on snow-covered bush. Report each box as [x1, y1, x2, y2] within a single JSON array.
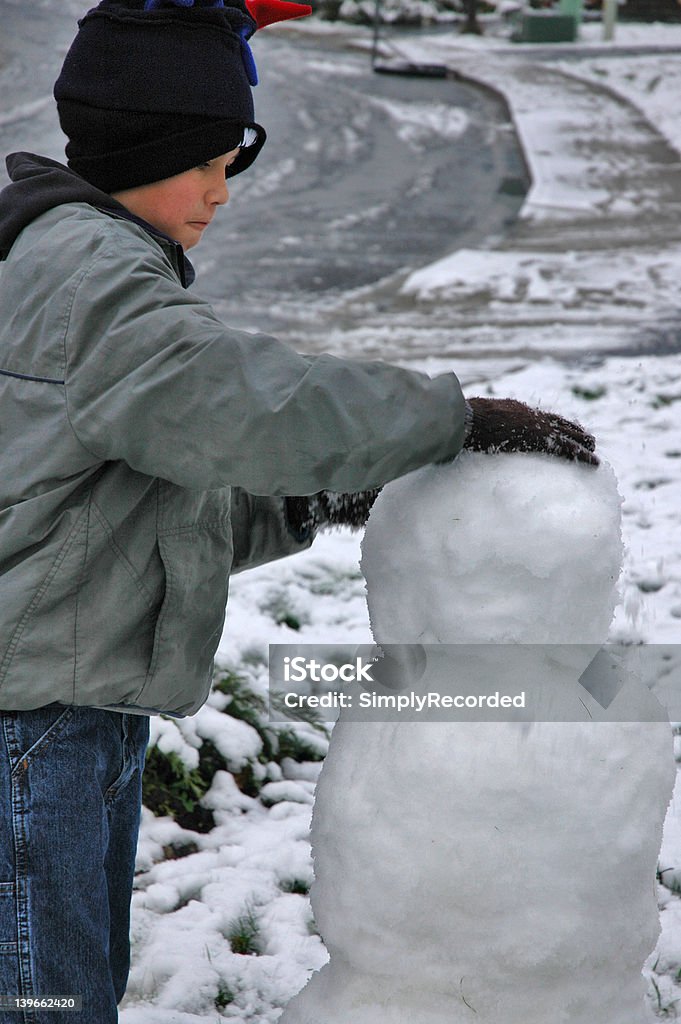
[[142, 665, 330, 833], [311, 0, 499, 25]]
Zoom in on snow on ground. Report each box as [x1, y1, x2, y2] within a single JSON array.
[[121, 20, 681, 1023], [390, 25, 681, 223], [399, 244, 681, 355], [552, 52, 681, 163]]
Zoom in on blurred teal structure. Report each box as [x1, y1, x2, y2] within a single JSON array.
[[512, 6, 580, 43], [558, 0, 583, 16]]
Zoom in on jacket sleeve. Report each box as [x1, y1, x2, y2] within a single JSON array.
[[230, 488, 314, 575], [63, 232, 468, 494]]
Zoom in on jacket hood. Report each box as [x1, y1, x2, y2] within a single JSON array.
[[0, 153, 126, 259], [0, 152, 194, 284]]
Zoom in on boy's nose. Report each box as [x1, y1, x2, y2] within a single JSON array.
[[208, 178, 229, 206]]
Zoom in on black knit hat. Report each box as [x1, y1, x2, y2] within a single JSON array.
[[53, 0, 310, 193]]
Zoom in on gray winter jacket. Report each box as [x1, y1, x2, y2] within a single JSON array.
[[0, 153, 467, 716]]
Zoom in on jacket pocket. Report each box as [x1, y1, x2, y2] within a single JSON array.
[[0, 504, 89, 704], [72, 503, 165, 707], [132, 485, 233, 715]]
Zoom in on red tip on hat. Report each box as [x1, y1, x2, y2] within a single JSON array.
[[245, 0, 312, 29]]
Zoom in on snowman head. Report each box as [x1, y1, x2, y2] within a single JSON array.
[[360, 452, 622, 653]]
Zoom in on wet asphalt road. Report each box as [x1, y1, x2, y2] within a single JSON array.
[[0, 0, 528, 339]]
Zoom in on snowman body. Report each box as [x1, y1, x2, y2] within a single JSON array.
[[281, 454, 675, 1024]]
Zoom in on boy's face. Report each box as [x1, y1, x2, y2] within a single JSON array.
[[111, 147, 241, 250]]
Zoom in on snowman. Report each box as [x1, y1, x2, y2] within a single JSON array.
[[280, 452, 675, 1024]]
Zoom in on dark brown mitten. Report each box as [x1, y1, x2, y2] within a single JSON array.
[[464, 398, 598, 466], [315, 489, 381, 529], [284, 489, 380, 537], [284, 496, 316, 541]]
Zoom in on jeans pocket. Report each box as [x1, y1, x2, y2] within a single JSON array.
[[0, 880, 16, 950], [0, 881, 19, 1008], [5, 705, 74, 776], [104, 714, 149, 804]]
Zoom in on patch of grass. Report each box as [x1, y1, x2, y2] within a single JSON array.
[[280, 878, 311, 895], [274, 727, 327, 763], [649, 974, 680, 1018], [142, 747, 215, 832], [144, 667, 329, 831], [162, 840, 200, 860], [658, 866, 681, 895], [652, 392, 681, 409], [213, 671, 276, 794], [261, 589, 309, 631], [214, 670, 268, 731], [571, 384, 607, 401], [230, 763, 263, 799], [269, 689, 328, 730], [215, 986, 235, 1009], [215, 668, 328, 766], [283, 614, 302, 630], [636, 578, 665, 593], [143, 735, 250, 831], [227, 906, 262, 956]]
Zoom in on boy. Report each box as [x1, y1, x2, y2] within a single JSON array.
[[0, 0, 596, 1018]]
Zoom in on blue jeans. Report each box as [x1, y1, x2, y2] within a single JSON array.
[[0, 704, 149, 1023]]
